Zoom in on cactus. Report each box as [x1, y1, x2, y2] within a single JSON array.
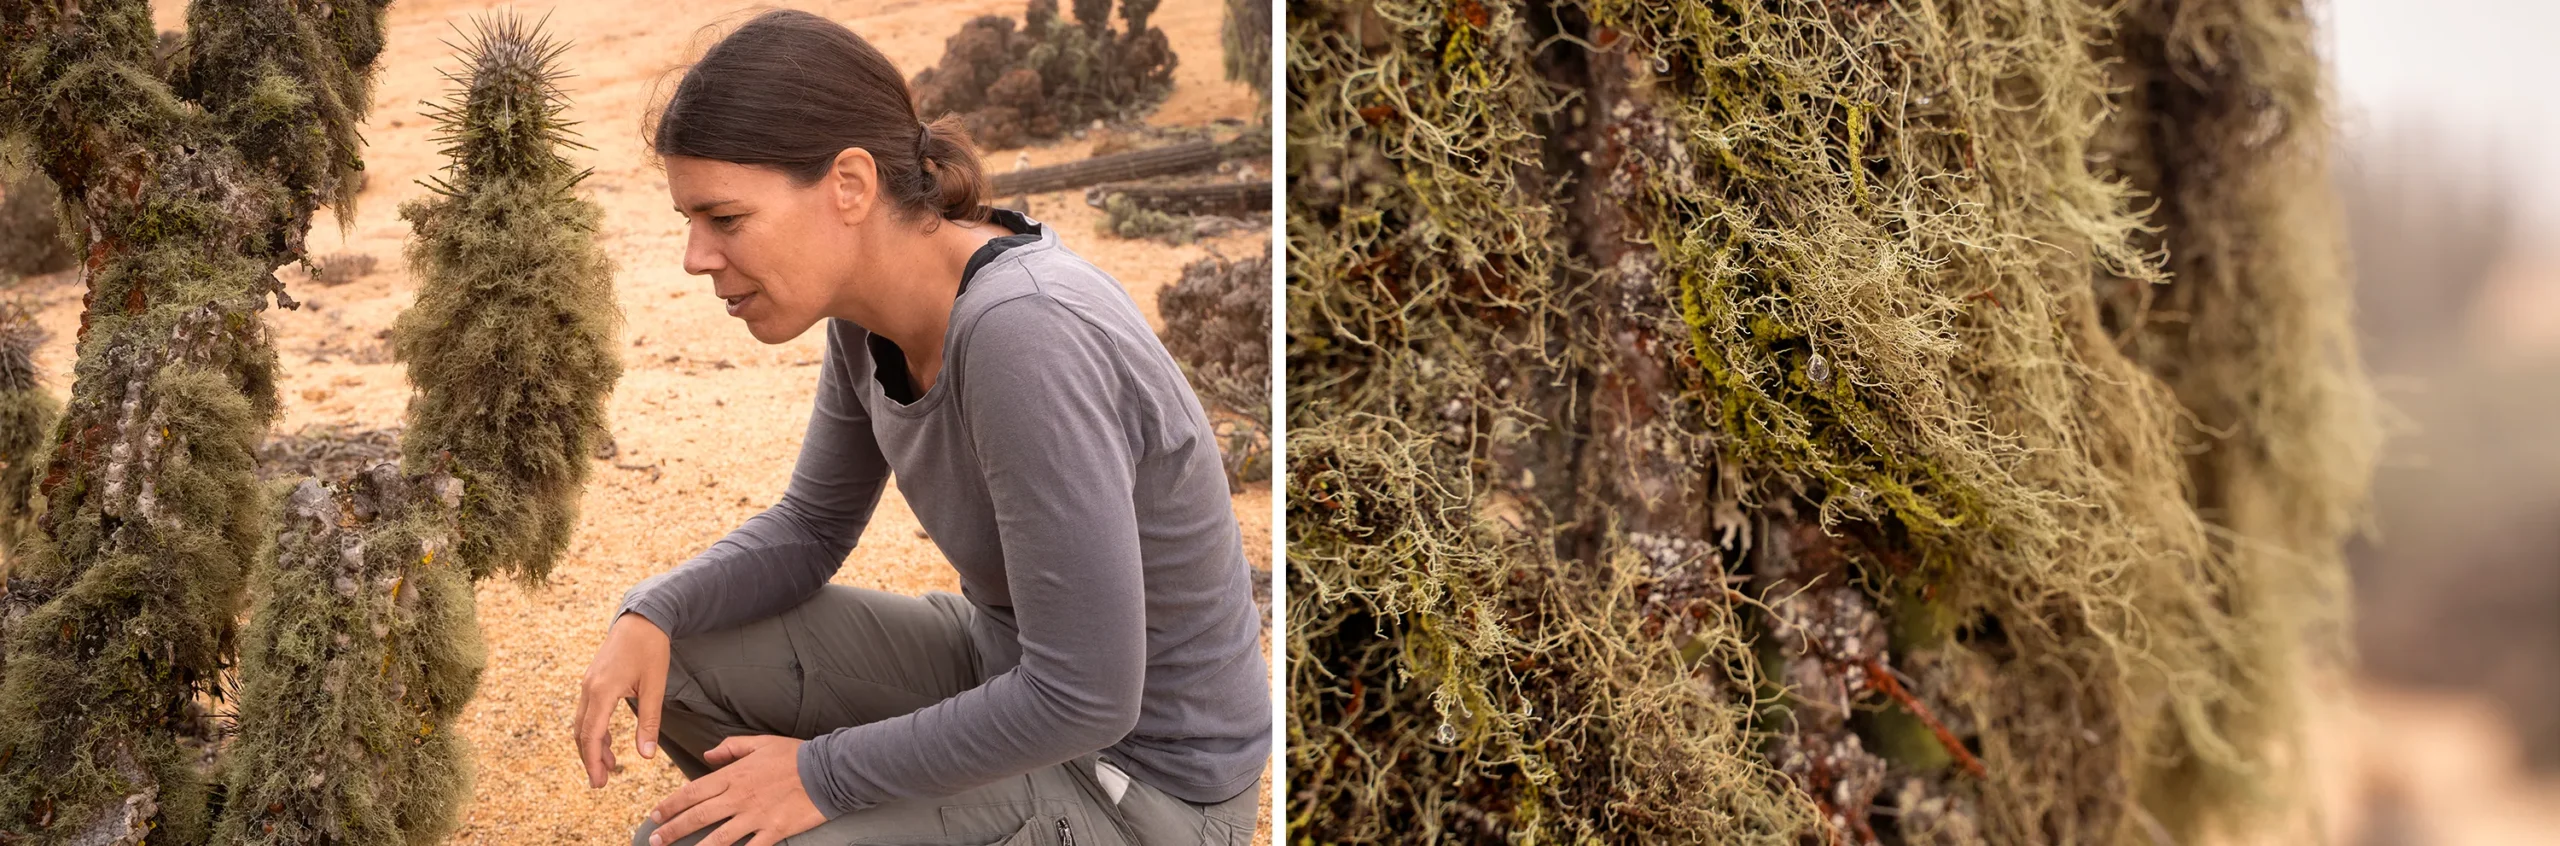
[[1159, 246, 1270, 430], [216, 469, 479, 846], [0, 4, 616, 840], [0, 0, 390, 839], [1157, 246, 1271, 489], [216, 14, 616, 843], [396, 12, 619, 585]]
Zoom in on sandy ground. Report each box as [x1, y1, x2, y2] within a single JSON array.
[[11, 0, 1270, 842]]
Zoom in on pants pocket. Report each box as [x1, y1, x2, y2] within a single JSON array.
[[986, 817, 1045, 846], [999, 813, 1086, 846], [936, 799, 1080, 846]]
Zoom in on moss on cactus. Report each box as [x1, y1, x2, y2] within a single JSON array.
[[396, 13, 620, 584]]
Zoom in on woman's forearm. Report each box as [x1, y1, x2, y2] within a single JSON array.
[[795, 648, 1145, 817], [619, 322, 892, 638], [618, 489, 876, 638]]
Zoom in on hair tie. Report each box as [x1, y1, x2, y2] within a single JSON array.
[[915, 123, 934, 169]]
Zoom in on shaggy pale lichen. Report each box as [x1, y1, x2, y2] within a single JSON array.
[[0, 0, 390, 839], [220, 15, 618, 842], [2089, 0, 2375, 825], [217, 469, 480, 846], [1288, 0, 2369, 842], [396, 12, 620, 585]]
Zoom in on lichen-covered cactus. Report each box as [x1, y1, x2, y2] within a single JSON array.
[[1287, 0, 2371, 843], [395, 13, 621, 584], [0, 297, 55, 707], [216, 469, 480, 846], [217, 15, 618, 842], [0, 0, 390, 839]]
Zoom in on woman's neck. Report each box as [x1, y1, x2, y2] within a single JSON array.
[[836, 216, 1003, 394]]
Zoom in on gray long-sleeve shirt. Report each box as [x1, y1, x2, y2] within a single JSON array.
[[617, 211, 1270, 816]]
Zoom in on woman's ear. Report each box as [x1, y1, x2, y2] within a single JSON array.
[[828, 146, 880, 225]]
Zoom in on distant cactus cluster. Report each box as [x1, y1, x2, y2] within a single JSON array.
[[1097, 192, 1198, 243], [910, 0, 1177, 150]]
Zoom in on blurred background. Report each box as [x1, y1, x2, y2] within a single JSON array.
[[2320, 1, 2560, 842]]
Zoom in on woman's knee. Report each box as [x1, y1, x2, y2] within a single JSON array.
[[636, 817, 744, 846], [653, 621, 808, 738]]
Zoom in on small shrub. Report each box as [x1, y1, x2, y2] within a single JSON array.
[[313, 250, 379, 285]]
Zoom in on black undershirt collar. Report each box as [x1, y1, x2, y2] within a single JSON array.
[[871, 209, 1043, 404]]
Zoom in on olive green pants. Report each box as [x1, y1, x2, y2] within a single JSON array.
[[626, 585, 1260, 846]]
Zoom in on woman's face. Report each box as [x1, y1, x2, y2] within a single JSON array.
[[665, 155, 856, 344]]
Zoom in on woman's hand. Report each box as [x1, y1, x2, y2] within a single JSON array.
[[576, 611, 673, 788], [646, 735, 829, 846]]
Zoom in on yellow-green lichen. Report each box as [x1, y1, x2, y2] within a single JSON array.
[[1289, 0, 2368, 842]]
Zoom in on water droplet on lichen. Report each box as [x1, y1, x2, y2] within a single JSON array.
[[1807, 352, 1833, 385], [1436, 721, 1457, 744]]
